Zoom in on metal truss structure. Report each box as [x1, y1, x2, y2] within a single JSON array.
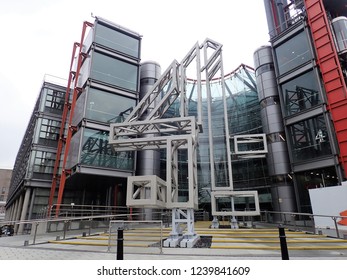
[[110, 39, 265, 246]]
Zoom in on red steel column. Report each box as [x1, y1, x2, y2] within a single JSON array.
[[48, 42, 79, 216], [48, 21, 93, 216], [305, 0, 347, 178]]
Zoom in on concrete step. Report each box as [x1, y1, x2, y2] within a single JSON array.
[[47, 223, 347, 251]]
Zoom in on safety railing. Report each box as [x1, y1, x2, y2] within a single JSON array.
[[0, 208, 209, 244], [260, 210, 347, 239]]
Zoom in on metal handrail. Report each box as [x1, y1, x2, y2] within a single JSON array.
[[260, 210, 347, 238]]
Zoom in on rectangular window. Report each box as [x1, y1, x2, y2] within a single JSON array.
[[85, 88, 136, 123], [95, 23, 140, 58], [32, 150, 56, 179], [288, 115, 332, 162], [80, 128, 134, 170], [275, 31, 312, 75], [91, 52, 138, 92], [281, 70, 322, 117], [38, 118, 61, 146], [43, 89, 65, 114]]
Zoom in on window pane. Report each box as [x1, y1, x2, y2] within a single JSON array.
[[38, 118, 61, 147], [42, 88, 65, 114], [80, 128, 134, 170], [32, 150, 56, 179], [281, 70, 321, 116], [95, 23, 140, 58], [275, 31, 312, 75], [91, 52, 138, 91], [288, 115, 332, 162], [86, 88, 136, 123]]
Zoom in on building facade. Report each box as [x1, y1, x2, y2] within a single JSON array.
[[0, 169, 12, 220], [6, 17, 272, 223], [257, 0, 347, 213], [5, 76, 66, 228], [10, 1, 347, 224]]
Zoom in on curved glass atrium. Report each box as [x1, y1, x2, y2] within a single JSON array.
[[161, 65, 271, 209]]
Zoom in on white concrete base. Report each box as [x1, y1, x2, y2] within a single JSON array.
[[231, 217, 239, 229], [180, 235, 200, 248], [211, 217, 219, 229], [163, 235, 184, 247]]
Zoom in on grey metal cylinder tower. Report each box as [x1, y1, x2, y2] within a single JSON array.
[[137, 61, 161, 219], [253, 45, 296, 217], [137, 61, 161, 177]]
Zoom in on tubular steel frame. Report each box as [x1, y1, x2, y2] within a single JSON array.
[[109, 38, 262, 245]]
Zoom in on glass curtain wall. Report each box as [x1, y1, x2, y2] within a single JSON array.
[[68, 19, 140, 172], [161, 67, 270, 207], [273, 23, 340, 212]]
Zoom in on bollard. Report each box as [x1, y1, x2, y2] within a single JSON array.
[[278, 226, 289, 260], [116, 228, 124, 260]]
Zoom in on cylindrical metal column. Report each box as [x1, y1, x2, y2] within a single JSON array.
[[14, 192, 24, 233], [254, 46, 296, 219], [18, 188, 31, 234], [137, 61, 161, 220]]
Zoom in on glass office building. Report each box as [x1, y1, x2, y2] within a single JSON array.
[[5, 77, 67, 228], [11, 2, 347, 225], [259, 0, 347, 213]]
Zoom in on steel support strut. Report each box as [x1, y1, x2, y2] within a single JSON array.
[[304, 0, 347, 178], [48, 21, 93, 217]]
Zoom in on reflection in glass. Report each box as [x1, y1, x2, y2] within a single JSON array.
[[41, 88, 65, 114], [295, 166, 339, 213], [275, 31, 312, 75], [80, 128, 134, 170], [37, 118, 61, 147], [95, 23, 140, 58], [91, 52, 138, 91], [281, 71, 321, 116], [86, 88, 136, 123], [160, 67, 269, 204], [288, 115, 332, 162]]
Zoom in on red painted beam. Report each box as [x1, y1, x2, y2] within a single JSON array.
[[305, 0, 347, 178]]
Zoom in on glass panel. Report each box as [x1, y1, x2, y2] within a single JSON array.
[[91, 52, 138, 91], [86, 88, 136, 123], [32, 150, 56, 179], [95, 23, 140, 58], [160, 67, 269, 204], [295, 166, 339, 213], [67, 129, 81, 169], [72, 88, 86, 126], [80, 128, 134, 170], [275, 31, 312, 75], [288, 115, 332, 162], [281, 70, 321, 116], [37, 118, 61, 147], [42, 88, 65, 114]]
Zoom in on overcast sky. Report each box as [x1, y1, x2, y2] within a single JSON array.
[[0, 0, 270, 169]]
